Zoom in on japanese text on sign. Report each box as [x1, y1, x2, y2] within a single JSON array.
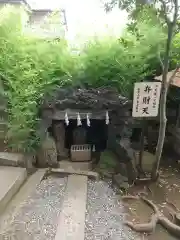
[[132, 82, 161, 118]]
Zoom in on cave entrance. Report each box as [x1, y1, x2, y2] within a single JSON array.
[[39, 87, 131, 168], [65, 119, 108, 151], [51, 118, 108, 162]]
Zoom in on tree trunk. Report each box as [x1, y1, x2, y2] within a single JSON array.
[[151, 1, 178, 179], [151, 80, 168, 180]]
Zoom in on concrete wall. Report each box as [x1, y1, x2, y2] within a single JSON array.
[[0, 3, 66, 38], [29, 10, 51, 25], [28, 10, 66, 38], [0, 3, 30, 28]]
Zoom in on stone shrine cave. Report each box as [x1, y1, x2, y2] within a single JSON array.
[[38, 87, 133, 169]]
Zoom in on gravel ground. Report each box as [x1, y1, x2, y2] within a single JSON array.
[[0, 176, 141, 240], [0, 176, 67, 240], [85, 179, 141, 240]]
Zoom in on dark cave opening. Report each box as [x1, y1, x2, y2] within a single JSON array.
[[64, 119, 108, 152]]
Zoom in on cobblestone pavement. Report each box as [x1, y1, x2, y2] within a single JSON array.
[[0, 176, 67, 240], [85, 180, 140, 240]]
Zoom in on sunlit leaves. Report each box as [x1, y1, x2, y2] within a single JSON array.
[[0, 6, 76, 152]]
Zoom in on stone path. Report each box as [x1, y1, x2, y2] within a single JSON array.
[[55, 175, 87, 240], [0, 176, 67, 240], [0, 166, 27, 214], [85, 180, 140, 240], [0, 175, 139, 240]]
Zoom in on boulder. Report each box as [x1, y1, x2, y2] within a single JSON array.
[[36, 133, 58, 168], [113, 173, 129, 189], [114, 138, 137, 183]]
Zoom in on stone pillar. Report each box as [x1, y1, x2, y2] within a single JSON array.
[[53, 121, 68, 160]]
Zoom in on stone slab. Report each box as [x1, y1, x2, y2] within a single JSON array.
[[50, 168, 99, 180], [0, 152, 24, 167], [59, 160, 92, 171], [0, 169, 46, 230], [0, 166, 27, 214], [55, 175, 88, 240]]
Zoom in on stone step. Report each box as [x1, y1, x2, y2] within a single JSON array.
[[0, 166, 27, 215], [0, 169, 46, 231], [59, 160, 92, 171], [55, 175, 88, 240], [0, 152, 25, 167]]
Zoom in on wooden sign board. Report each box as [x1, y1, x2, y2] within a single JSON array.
[[132, 82, 161, 118]]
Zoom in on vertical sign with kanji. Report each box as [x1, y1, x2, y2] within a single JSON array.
[[132, 82, 161, 118]]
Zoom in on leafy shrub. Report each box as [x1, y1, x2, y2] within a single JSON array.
[[0, 7, 77, 152], [0, 6, 174, 152], [76, 17, 165, 97], [172, 33, 180, 66]]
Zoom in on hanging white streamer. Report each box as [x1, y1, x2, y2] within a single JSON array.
[[65, 112, 69, 126], [77, 113, 82, 126], [105, 111, 109, 125], [86, 113, 90, 127]]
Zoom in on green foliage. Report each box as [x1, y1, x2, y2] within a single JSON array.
[[76, 17, 165, 97], [172, 33, 180, 65], [104, 0, 152, 16], [76, 37, 145, 96], [0, 5, 178, 152], [0, 6, 76, 152]]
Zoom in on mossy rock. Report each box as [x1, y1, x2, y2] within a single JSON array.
[[99, 151, 117, 170]]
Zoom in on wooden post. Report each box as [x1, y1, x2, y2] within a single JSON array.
[[137, 120, 146, 176]]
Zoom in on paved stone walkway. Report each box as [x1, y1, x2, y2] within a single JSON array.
[[55, 175, 87, 240], [0, 176, 139, 240], [0, 176, 67, 240]]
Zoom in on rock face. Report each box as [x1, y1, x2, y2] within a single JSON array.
[[53, 121, 68, 160], [38, 86, 141, 174], [38, 86, 134, 168], [41, 87, 131, 112], [36, 133, 58, 168], [113, 173, 129, 189], [106, 111, 138, 183], [115, 138, 137, 183]]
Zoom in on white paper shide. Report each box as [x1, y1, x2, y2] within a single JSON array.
[[132, 82, 161, 118], [65, 112, 69, 125], [86, 114, 91, 127], [77, 112, 82, 126]]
